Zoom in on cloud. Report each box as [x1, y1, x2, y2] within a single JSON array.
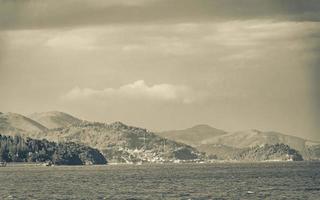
[[0, 32, 6, 63], [0, 0, 319, 30], [3, 20, 319, 78], [8, 20, 318, 56], [45, 33, 97, 50], [62, 80, 197, 104]]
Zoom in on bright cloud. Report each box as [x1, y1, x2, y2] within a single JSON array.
[[62, 80, 196, 104]]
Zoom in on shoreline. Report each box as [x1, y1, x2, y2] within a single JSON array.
[[1, 160, 318, 168]]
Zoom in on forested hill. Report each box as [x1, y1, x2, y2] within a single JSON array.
[[0, 134, 107, 165], [233, 144, 304, 161]]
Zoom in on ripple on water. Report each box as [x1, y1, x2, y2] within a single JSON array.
[[0, 162, 319, 199]]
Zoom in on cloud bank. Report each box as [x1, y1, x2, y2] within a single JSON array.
[[1, 0, 320, 30], [63, 80, 196, 104]]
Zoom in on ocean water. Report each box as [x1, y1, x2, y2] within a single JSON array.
[[0, 162, 319, 200]]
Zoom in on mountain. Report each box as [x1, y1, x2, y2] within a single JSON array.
[[308, 145, 320, 160], [204, 129, 311, 154], [0, 134, 107, 165], [0, 112, 48, 134], [0, 112, 203, 163], [233, 143, 303, 161], [157, 124, 227, 146], [28, 111, 82, 129], [196, 144, 241, 160], [158, 126, 320, 160], [1, 111, 318, 162], [24, 121, 204, 163]]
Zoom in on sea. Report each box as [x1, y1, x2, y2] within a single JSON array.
[[0, 161, 319, 200]]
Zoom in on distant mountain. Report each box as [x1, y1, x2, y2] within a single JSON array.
[[0, 134, 107, 165], [204, 129, 311, 155], [28, 111, 82, 129], [0, 112, 48, 134], [158, 126, 320, 160], [158, 124, 227, 146]]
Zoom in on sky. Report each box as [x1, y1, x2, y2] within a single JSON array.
[[0, 0, 319, 140]]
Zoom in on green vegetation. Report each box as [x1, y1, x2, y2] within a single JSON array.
[[0, 134, 107, 165]]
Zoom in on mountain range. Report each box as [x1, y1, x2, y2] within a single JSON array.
[[158, 125, 320, 160], [1, 111, 319, 162], [0, 111, 203, 163]]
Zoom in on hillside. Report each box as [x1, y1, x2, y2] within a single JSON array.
[[27, 121, 204, 163], [0, 112, 48, 134], [205, 129, 308, 151], [158, 124, 227, 146], [308, 145, 320, 160], [197, 144, 241, 160], [158, 126, 319, 159], [233, 143, 303, 161], [1, 111, 318, 162], [28, 111, 82, 129], [206, 129, 314, 159], [0, 134, 107, 165], [1, 112, 204, 163]]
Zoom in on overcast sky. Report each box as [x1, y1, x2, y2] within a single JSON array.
[[0, 0, 319, 140]]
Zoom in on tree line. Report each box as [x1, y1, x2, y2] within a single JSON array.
[[0, 134, 107, 165]]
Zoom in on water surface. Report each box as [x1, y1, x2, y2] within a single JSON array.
[[0, 162, 319, 199]]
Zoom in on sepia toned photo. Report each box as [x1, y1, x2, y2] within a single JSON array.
[[0, 0, 319, 199]]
